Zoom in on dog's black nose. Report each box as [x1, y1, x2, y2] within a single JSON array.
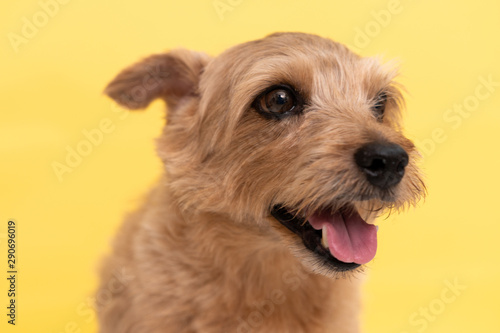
[[354, 142, 409, 189]]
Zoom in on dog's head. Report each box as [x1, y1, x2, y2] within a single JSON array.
[[105, 32, 425, 277]]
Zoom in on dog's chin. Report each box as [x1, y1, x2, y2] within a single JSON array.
[[271, 203, 380, 276]]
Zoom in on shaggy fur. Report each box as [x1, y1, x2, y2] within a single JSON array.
[[97, 32, 425, 332]]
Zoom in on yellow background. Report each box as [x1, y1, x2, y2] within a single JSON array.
[[1, 0, 499, 332]]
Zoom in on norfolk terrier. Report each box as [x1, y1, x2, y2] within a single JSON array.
[[98, 32, 425, 332]]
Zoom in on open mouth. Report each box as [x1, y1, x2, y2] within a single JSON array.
[[271, 205, 378, 272]]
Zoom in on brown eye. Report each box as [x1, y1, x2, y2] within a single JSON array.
[[263, 88, 294, 113], [252, 85, 303, 119], [372, 92, 387, 121]]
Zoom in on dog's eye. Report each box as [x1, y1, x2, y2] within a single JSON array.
[[372, 92, 387, 121], [253, 85, 302, 119], [264, 89, 294, 113]]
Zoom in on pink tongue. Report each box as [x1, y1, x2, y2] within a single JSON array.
[[308, 210, 377, 265]]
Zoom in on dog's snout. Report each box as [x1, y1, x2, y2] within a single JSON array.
[[354, 142, 409, 189]]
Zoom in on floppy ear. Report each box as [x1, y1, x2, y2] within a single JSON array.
[[104, 49, 211, 109]]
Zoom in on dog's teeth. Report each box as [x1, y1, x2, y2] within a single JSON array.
[[321, 225, 329, 249], [376, 225, 379, 231]]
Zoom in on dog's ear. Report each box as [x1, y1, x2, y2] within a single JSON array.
[[104, 49, 211, 109]]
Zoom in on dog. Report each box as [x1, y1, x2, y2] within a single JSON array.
[[97, 32, 425, 333]]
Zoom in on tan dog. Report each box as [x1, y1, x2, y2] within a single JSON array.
[[98, 32, 425, 333]]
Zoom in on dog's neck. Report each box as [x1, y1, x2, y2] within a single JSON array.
[[145, 184, 360, 331]]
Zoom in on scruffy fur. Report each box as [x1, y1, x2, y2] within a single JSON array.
[[97, 33, 425, 332]]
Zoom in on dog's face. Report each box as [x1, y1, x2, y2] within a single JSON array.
[[106, 33, 425, 277]]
